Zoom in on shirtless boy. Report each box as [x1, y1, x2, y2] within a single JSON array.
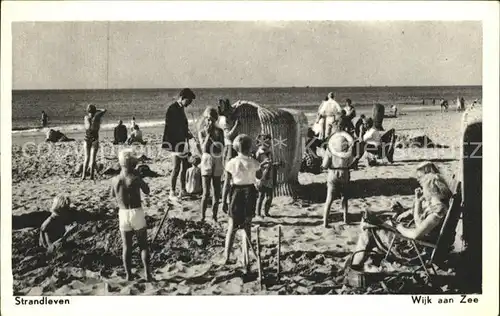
[[110, 149, 152, 281]]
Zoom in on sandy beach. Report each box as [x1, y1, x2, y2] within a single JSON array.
[[11, 107, 473, 295]]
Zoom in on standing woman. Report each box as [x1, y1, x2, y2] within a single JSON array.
[[162, 88, 196, 200]]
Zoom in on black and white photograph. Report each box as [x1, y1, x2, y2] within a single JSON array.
[[1, 1, 498, 315]]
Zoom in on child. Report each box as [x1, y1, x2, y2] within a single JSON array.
[[110, 149, 152, 281], [39, 195, 76, 252], [186, 155, 202, 195], [322, 122, 356, 226], [198, 107, 225, 222], [221, 134, 269, 273], [255, 134, 274, 217], [82, 104, 107, 181]]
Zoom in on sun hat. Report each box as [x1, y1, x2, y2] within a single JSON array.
[[416, 161, 433, 170], [328, 131, 354, 159]]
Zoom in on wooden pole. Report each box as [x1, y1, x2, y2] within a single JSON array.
[[277, 225, 281, 283], [256, 226, 263, 291], [151, 205, 171, 246]]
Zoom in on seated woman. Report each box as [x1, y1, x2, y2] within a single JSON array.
[[127, 124, 147, 145], [300, 127, 324, 174], [362, 118, 396, 164], [350, 173, 452, 270]]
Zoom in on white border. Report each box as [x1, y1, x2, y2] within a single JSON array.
[[1, 2, 499, 316]]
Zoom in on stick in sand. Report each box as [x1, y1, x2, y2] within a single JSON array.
[[277, 225, 281, 283], [256, 226, 263, 290], [151, 204, 172, 246]]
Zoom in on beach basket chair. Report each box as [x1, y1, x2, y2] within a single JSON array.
[[372, 179, 462, 280]]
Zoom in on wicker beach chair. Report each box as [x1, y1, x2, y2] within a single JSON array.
[[216, 100, 308, 198]]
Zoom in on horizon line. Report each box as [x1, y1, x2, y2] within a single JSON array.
[[12, 84, 482, 92]]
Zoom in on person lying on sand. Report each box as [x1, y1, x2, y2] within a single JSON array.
[[39, 195, 77, 252], [110, 149, 152, 282], [198, 107, 225, 222], [45, 129, 75, 143], [82, 104, 107, 181], [350, 173, 452, 271], [321, 121, 357, 226], [221, 134, 270, 274]]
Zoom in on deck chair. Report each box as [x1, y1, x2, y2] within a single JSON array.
[[378, 179, 462, 279]]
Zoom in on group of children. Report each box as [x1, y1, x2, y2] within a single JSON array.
[[39, 96, 278, 280]]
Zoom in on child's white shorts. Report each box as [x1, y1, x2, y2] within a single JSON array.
[[119, 208, 147, 232]]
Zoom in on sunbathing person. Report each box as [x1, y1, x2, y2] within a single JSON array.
[[45, 129, 75, 142], [350, 173, 452, 270]]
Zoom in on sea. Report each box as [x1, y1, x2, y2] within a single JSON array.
[[12, 86, 481, 133]]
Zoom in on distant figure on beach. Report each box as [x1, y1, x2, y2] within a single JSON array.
[[45, 129, 75, 143], [82, 104, 107, 181], [354, 114, 368, 139], [162, 88, 197, 200], [372, 103, 385, 131], [221, 134, 269, 274], [316, 92, 343, 140], [41, 111, 48, 127], [471, 99, 478, 109], [113, 120, 128, 144], [432, 99, 436, 106], [39, 195, 77, 252], [391, 104, 398, 117], [440, 99, 449, 112], [344, 99, 356, 121], [127, 124, 146, 145], [130, 116, 137, 131], [110, 149, 152, 282], [422, 99, 425, 105], [198, 107, 225, 222], [460, 97, 465, 112]]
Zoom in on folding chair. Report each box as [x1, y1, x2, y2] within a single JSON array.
[[381, 180, 462, 279]]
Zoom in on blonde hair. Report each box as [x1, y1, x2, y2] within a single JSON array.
[[118, 149, 138, 169], [420, 173, 452, 201], [203, 107, 219, 121], [233, 134, 252, 155], [51, 195, 71, 215], [416, 162, 440, 175]]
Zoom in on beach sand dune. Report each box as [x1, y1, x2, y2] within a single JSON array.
[[11, 109, 472, 295]]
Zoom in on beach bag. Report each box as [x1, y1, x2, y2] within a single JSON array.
[[186, 166, 202, 194]]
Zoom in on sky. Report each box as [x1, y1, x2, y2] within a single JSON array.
[[12, 21, 482, 89]]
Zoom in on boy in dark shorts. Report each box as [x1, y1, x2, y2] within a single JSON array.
[[110, 149, 152, 281], [221, 134, 269, 273]]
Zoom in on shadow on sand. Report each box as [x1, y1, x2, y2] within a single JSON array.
[[299, 177, 420, 204]]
